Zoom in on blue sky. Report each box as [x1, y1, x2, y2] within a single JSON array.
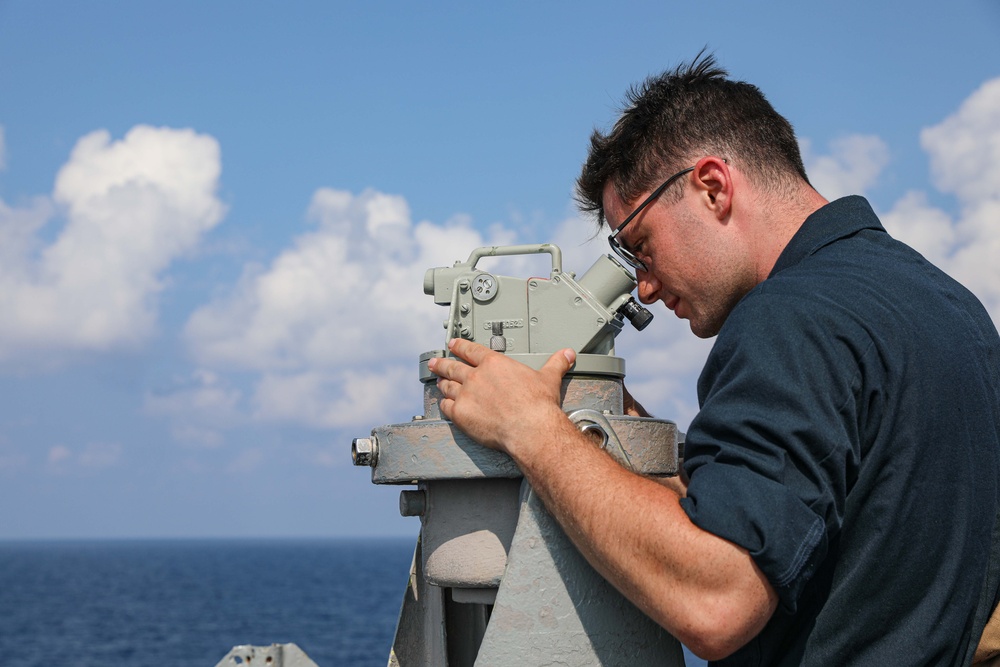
[[1, 0, 998, 540]]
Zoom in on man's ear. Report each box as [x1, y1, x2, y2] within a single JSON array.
[[692, 156, 732, 220]]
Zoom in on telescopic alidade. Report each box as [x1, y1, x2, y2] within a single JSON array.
[[352, 244, 685, 667]]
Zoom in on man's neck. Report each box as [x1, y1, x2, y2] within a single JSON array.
[[750, 186, 829, 283]]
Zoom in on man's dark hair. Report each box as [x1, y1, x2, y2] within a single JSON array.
[[576, 52, 810, 226]]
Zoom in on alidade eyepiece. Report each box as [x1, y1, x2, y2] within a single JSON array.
[[618, 297, 653, 331]]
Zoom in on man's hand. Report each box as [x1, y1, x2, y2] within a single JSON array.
[[428, 338, 577, 457], [623, 384, 651, 417]]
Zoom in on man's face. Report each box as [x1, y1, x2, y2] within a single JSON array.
[[602, 178, 755, 338]]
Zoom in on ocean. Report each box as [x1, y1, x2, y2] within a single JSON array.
[[0, 538, 414, 667], [0, 537, 706, 666]]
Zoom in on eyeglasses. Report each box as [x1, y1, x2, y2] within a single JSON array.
[[607, 165, 694, 272]]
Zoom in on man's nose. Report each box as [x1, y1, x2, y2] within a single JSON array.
[[636, 270, 660, 305]]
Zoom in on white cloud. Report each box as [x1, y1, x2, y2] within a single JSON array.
[[801, 134, 890, 201], [878, 191, 957, 267], [921, 78, 1000, 205], [184, 187, 521, 429], [186, 187, 504, 372], [0, 195, 53, 270], [617, 326, 715, 428], [0, 125, 225, 360], [883, 77, 1000, 323], [796, 79, 1000, 325], [253, 365, 413, 429]]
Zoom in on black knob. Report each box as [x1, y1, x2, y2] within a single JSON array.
[[618, 297, 653, 331]]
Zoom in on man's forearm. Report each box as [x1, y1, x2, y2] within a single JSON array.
[[509, 413, 777, 660]]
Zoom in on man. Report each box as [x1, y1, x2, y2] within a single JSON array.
[[428, 55, 1000, 665]]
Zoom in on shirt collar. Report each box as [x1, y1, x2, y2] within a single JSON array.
[[769, 195, 885, 278]]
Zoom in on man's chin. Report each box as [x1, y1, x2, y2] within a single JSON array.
[[670, 302, 722, 338], [690, 325, 719, 339], [688, 314, 723, 339]]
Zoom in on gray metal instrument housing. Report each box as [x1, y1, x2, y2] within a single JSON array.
[[353, 243, 684, 667], [423, 243, 650, 357]]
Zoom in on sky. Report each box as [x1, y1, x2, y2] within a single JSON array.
[[0, 0, 998, 540]]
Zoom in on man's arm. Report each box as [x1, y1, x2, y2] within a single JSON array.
[[429, 338, 778, 660]]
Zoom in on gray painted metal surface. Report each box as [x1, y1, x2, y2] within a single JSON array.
[[355, 245, 688, 666], [214, 644, 319, 667], [477, 482, 685, 665], [389, 539, 448, 667], [366, 412, 678, 483]]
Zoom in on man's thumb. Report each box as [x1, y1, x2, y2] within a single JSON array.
[[542, 348, 576, 380]]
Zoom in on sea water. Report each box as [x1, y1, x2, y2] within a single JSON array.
[[0, 538, 705, 666], [0, 538, 412, 667]]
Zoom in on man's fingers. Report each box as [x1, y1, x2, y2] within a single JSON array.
[[541, 348, 576, 383], [433, 344, 575, 389], [428, 356, 468, 383], [448, 338, 493, 366], [427, 339, 494, 382], [436, 378, 459, 397]]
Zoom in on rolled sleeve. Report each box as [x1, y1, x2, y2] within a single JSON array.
[[681, 290, 864, 610], [681, 464, 825, 609]]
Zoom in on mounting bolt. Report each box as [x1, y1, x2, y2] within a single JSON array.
[[352, 436, 378, 467], [399, 490, 426, 517]]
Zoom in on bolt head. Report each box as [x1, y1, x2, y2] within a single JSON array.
[[352, 437, 377, 467]]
